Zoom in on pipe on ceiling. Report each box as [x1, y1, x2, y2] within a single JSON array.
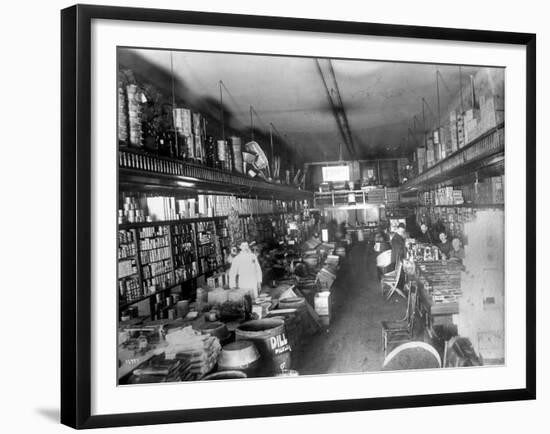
[[314, 59, 357, 160]]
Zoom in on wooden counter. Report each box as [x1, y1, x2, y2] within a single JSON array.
[[410, 258, 463, 336]]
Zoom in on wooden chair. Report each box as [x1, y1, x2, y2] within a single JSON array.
[[381, 283, 418, 357], [381, 260, 406, 299], [375, 249, 392, 268]]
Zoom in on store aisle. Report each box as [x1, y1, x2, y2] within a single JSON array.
[[294, 243, 406, 374]]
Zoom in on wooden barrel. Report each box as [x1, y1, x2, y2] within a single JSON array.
[[202, 370, 248, 381], [278, 297, 306, 310], [235, 319, 292, 375], [266, 309, 300, 351], [277, 298, 310, 345], [218, 340, 261, 377], [197, 321, 230, 343]]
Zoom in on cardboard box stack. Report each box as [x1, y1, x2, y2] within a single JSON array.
[[314, 291, 331, 327], [491, 176, 504, 204], [479, 96, 497, 133], [386, 187, 400, 203], [163, 326, 222, 379], [449, 111, 458, 153], [457, 112, 466, 148], [426, 137, 435, 168], [416, 147, 426, 174], [366, 188, 385, 204]]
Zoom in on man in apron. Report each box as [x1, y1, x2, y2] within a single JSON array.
[[228, 241, 263, 300]]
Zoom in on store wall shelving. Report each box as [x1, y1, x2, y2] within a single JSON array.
[[401, 123, 504, 191], [119, 147, 313, 201]]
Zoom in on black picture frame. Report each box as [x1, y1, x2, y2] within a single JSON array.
[[61, 4, 536, 429]]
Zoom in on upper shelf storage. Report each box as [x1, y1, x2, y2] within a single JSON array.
[[401, 123, 504, 190], [119, 148, 313, 201]]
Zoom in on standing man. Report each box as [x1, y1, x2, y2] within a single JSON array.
[[228, 241, 263, 300], [391, 223, 407, 265], [416, 223, 434, 244]]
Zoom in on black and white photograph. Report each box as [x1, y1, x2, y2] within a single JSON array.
[[116, 47, 506, 384], [1, 0, 546, 432]]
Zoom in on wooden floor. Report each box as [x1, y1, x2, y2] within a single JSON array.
[[293, 242, 407, 375]]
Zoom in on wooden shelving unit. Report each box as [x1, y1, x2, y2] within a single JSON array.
[[171, 221, 198, 285], [117, 149, 314, 319], [118, 217, 231, 319], [423, 204, 504, 209], [119, 148, 313, 201], [401, 123, 504, 191], [117, 228, 141, 306], [118, 216, 225, 230]]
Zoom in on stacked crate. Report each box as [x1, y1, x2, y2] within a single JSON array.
[[314, 291, 331, 327], [366, 187, 385, 204], [416, 147, 426, 174], [386, 187, 400, 204]]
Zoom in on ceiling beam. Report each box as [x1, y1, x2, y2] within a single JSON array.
[[314, 59, 357, 160], [327, 60, 357, 157]]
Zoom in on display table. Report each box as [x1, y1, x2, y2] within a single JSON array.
[[408, 257, 464, 338], [417, 283, 458, 332]]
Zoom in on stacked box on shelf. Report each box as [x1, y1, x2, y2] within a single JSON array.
[[386, 187, 399, 204], [196, 220, 219, 275], [215, 219, 230, 264], [171, 222, 198, 284], [426, 137, 435, 167], [479, 96, 497, 133], [433, 130, 441, 161], [367, 187, 385, 204], [441, 125, 452, 159], [463, 109, 479, 144], [146, 196, 177, 221], [457, 112, 466, 148], [449, 111, 458, 153], [138, 225, 175, 294], [417, 147, 426, 174], [314, 291, 331, 327], [452, 189, 464, 205], [475, 180, 492, 204], [490, 176, 505, 204], [118, 229, 141, 304]]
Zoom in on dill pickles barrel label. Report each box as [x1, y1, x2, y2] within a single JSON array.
[[270, 332, 291, 355], [236, 319, 292, 375]]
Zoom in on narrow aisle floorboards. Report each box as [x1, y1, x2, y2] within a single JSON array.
[[294, 243, 406, 375]]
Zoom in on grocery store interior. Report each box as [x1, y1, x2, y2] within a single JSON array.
[[117, 48, 505, 384]]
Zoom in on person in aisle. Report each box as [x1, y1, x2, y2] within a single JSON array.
[[391, 223, 407, 264], [250, 241, 261, 257], [375, 230, 392, 279], [228, 241, 263, 300], [387, 223, 407, 292], [416, 223, 434, 244], [437, 232, 453, 259], [312, 231, 321, 243], [226, 245, 238, 265], [335, 221, 347, 240], [449, 237, 465, 261], [374, 230, 391, 251], [327, 219, 338, 242]]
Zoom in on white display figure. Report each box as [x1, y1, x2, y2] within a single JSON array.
[[228, 241, 262, 300]]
